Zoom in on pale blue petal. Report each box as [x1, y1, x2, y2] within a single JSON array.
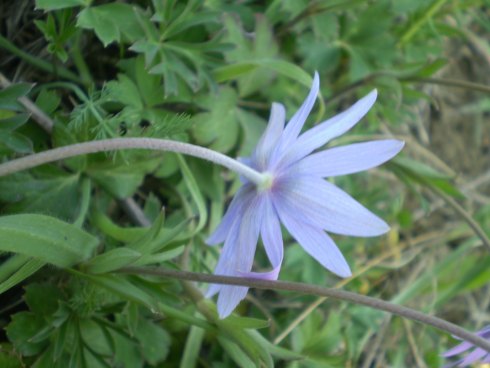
[[262, 195, 283, 267], [205, 215, 242, 298], [206, 184, 255, 245], [275, 176, 389, 236], [238, 265, 281, 280], [214, 196, 265, 318], [237, 195, 283, 281], [276, 90, 377, 169], [254, 103, 286, 170], [217, 285, 249, 318], [294, 140, 404, 177], [270, 72, 319, 166], [443, 326, 490, 357], [459, 349, 487, 366], [443, 340, 473, 357], [275, 205, 351, 277]]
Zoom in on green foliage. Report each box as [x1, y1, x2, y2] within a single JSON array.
[[1, 0, 489, 366]]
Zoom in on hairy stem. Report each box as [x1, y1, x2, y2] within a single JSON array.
[[119, 266, 490, 352], [0, 138, 266, 186]]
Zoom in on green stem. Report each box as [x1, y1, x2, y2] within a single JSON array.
[[398, 0, 447, 46], [0, 34, 81, 83], [71, 32, 94, 87], [118, 266, 490, 353]]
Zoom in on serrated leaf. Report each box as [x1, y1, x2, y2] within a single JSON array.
[[24, 283, 64, 316], [0, 214, 98, 267], [5, 312, 46, 356], [77, 4, 144, 46]]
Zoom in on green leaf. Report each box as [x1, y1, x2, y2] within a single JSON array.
[[0, 113, 30, 131], [0, 172, 81, 220], [0, 214, 98, 267], [180, 326, 205, 368], [5, 312, 47, 356], [87, 156, 161, 198], [80, 273, 158, 309], [36, 0, 87, 11], [217, 337, 255, 368], [84, 248, 142, 274], [214, 59, 312, 87], [191, 86, 240, 153], [0, 83, 33, 111], [24, 283, 64, 316], [79, 319, 113, 356], [225, 315, 270, 330], [0, 257, 45, 295], [134, 318, 171, 364], [0, 130, 33, 153], [128, 210, 165, 253], [390, 157, 463, 198], [77, 4, 144, 46], [177, 155, 207, 234]]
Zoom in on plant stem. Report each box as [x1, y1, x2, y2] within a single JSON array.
[[430, 186, 490, 252], [118, 266, 490, 353], [0, 34, 81, 83], [0, 138, 267, 187], [398, 0, 447, 46]]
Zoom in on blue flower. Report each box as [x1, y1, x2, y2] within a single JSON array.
[[443, 326, 490, 367], [207, 73, 404, 318]]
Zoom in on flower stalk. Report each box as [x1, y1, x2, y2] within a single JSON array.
[[118, 266, 490, 353], [0, 137, 267, 186]]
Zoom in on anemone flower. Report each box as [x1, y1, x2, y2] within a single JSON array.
[[207, 72, 404, 318], [443, 326, 490, 367]]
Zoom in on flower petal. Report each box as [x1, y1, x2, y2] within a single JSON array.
[[237, 195, 284, 281], [270, 72, 320, 166], [442, 341, 474, 357], [277, 90, 377, 169], [294, 140, 404, 177], [276, 205, 351, 277], [254, 102, 286, 170], [217, 285, 249, 318], [261, 195, 283, 267], [459, 348, 487, 366], [212, 196, 265, 318], [275, 176, 389, 236], [206, 184, 255, 245]]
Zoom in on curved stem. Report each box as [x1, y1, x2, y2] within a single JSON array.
[[118, 266, 490, 353], [0, 138, 266, 186]]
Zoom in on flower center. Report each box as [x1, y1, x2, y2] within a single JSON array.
[[257, 172, 274, 192]]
